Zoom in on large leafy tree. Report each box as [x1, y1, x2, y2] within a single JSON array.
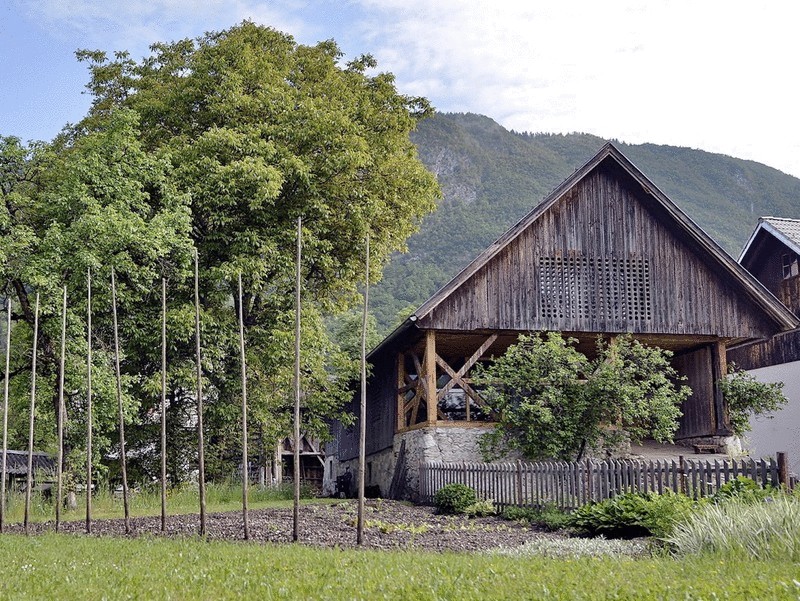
[[474, 333, 691, 461], [0, 21, 439, 483], [0, 111, 193, 480]]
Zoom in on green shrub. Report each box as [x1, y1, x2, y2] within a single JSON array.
[[501, 504, 571, 531], [666, 496, 800, 560], [464, 499, 496, 517], [569, 491, 698, 538], [711, 476, 777, 504], [433, 483, 477, 514]]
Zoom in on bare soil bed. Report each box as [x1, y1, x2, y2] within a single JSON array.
[[8, 500, 561, 552]]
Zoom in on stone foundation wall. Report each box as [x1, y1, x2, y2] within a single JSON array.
[[326, 425, 500, 501], [676, 435, 742, 456]]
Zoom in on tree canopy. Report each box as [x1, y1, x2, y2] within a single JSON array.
[[474, 333, 691, 461], [0, 21, 439, 483]]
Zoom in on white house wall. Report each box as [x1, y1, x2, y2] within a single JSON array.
[[743, 360, 800, 478]]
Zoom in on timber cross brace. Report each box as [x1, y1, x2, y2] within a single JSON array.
[[396, 331, 498, 431]]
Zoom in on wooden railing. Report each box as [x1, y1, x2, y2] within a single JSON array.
[[418, 455, 790, 510]]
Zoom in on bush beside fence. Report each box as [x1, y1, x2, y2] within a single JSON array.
[[419, 454, 790, 510]]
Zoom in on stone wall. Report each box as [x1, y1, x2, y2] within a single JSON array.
[[326, 425, 498, 501]]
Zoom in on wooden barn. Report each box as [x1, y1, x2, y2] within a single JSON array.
[[728, 217, 800, 475], [328, 144, 799, 500]]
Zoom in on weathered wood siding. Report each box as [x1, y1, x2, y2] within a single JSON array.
[[727, 329, 800, 370], [673, 346, 715, 439], [419, 166, 775, 340], [335, 353, 397, 462], [734, 232, 800, 369], [744, 235, 787, 301]]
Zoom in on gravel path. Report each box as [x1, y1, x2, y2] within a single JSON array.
[[8, 500, 563, 552]]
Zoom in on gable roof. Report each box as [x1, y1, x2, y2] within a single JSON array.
[[740, 216, 800, 261], [414, 143, 797, 329], [371, 143, 798, 358]]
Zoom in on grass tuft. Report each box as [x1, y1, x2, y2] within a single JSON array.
[[665, 496, 800, 561]]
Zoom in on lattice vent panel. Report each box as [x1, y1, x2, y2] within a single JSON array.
[[538, 256, 651, 321]]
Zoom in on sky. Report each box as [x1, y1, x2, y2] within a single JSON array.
[[3, 1, 800, 177]]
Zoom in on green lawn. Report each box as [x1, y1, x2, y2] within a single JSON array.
[[2, 483, 330, 524], [0, 534, 797, 600]]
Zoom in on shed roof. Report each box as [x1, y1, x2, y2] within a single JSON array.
[[2, 450, 55, 476]]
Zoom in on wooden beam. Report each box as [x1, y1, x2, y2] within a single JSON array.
[[711, 340, 730, 434], [435, 355, 485, 408], [437, 334, 498, 401], [424, 330, 437, 425], [396, 353, 406, 431]]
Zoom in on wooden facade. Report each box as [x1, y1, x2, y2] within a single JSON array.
[[728, 217, 800, 369], [334, 144, 798, 468]]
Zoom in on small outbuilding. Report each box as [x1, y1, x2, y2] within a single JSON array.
[[329, 144, 799, 500], [1, 450, 55, 490]]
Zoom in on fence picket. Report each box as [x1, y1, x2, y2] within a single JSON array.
[[417, 452, 790, 511]]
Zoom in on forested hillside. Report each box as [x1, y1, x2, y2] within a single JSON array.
[[370, 112, 800, 332]]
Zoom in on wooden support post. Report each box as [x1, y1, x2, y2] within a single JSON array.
[[160, 277, 167, 533], [237, 273, 250, 541], [711, 340, 730, 435], [86, 269, 93, 534], [55, 285, 67, 532], [424, 330, 437, 425], [679, 455, 687, 496], [0, 296, 11, 534], [193, 252, 207, 536], [396, 353, 405, 431], [777, 452, 791, 491], [24, 293, 39, 535], [111, 270, 131, 535]]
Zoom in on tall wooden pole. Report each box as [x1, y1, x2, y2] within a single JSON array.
[[55, 285, 67, 532], [111, 268, 131, 534], [357, 235, 370, 545], [194, 250, 207, 536], [238, 273, 250, 540], [160, 277, 167, 532], [24, 292, 40, 535], [293, 216, 301, 543], [0, 295, 12, 533], [86, 269, 93, 534]]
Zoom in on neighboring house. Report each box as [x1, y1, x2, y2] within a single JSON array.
[[1, 450, 55, 490], [328, 144, 798, 500], [728, 217, 800, 476]]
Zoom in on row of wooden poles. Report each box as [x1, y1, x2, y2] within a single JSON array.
[[0, 217, 374, 545]]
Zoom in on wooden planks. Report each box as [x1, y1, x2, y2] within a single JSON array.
[[421, 167, 779, 341], [418, 455, 786, 509]]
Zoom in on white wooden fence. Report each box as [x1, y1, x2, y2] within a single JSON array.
[[419, 455, 790, 510]]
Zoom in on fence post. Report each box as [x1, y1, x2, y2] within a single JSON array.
[[584, 458, 592, 503], [515, 460, 523, 506], [777, 452, 791, 491], [679, 455, 687, 496]]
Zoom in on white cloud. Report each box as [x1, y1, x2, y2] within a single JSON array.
[[8, 0, 800, 176], [351, 0, 800, 176], [12, 0, 307, 54]]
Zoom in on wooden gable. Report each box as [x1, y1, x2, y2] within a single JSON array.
[[415, 146, 797, 342], [728, 217, 800, 369], [739, 217, 800, 315]]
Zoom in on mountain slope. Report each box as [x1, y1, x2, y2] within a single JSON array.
[[370, 112, 800, 331]]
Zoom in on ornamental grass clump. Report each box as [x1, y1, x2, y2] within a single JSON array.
[[665, 496, 800, 561]]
